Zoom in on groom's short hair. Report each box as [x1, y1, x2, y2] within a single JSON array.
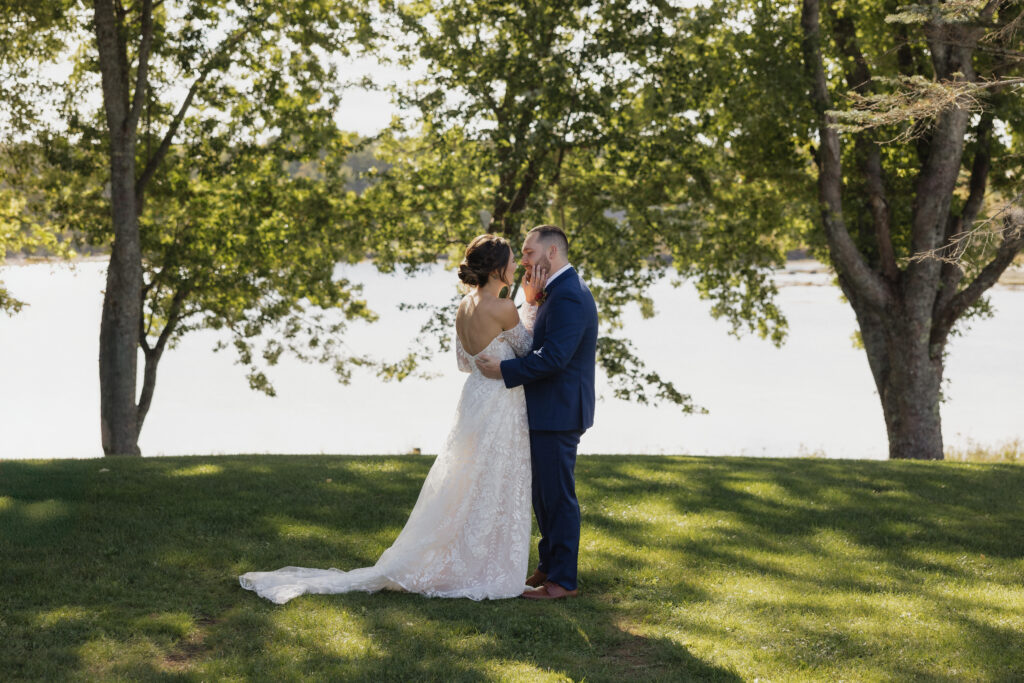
[[528, 225, 569, 257]]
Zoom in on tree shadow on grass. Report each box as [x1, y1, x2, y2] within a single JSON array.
[[205, 592, 743, 681], [577, 456, 1024, 678], [0, 455, 740, 682], [583, 456, 1024, 569], [5, 454, 1020, 679]]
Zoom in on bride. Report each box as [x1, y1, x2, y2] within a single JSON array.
[[240, 234, 548, 603]]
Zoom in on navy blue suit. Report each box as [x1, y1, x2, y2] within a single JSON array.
[[500, 267, 598, 591]]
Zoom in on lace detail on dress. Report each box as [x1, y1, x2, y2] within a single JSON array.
[[455, 336, 473, 372], [503, 321, 533, 358], [520, 301, 538, 334], [454, 317, 534, 372], [239, 324, 533, 604]]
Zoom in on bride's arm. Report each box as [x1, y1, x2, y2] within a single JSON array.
[[496, 299, 533, 358], [507, 316, 533, 358], [455, 335, 473, 372], [519, 301, 538, 334], [453, 297, 474, 372]]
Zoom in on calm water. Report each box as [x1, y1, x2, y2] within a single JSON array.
[[1, 259, 1021, 459]]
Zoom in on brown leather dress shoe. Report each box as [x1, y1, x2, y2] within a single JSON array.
[[525, 569, 548, 588], [521, 581, 579, 600]]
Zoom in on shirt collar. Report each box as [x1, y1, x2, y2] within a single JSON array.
[[545, 263, 573, 290]]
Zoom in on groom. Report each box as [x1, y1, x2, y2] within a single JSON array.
[[477, 225, 598, 600]]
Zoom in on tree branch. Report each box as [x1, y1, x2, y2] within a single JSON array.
[[153, 286, 187, 357], [893, 21, 934, 166], [864, 145, 900, 280], [549, 144, 567, 187], [135, 23, 252, 205], [506, 151, 545, 215], [980, 0, 1003, 23], [961, 111, 994, 232], [831, 4, 871, 91], [894, 22, 918, 77], [912, 20, 982, 262], [829, 3, 899, 281], [800, 0, 891, 309], [93, 0, 129, 140], [138, 275, 154, 352], [114, 0, 130, 119], [134, 69, 205, 205], [928, 110, 993, 322], [934, 211, 1024, 340], [490, 107, 537, 233], [126, 0, 154, 133], [136, 284, 189, 432]]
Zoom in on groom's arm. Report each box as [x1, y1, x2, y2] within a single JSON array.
[[499, 291, 587, 389]]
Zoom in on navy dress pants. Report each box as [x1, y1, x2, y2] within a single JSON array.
[[529, 429, 583, 591]]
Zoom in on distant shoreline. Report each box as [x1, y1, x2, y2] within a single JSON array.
[[2, 254, 110, 267], [4, 252, 1023, 287]]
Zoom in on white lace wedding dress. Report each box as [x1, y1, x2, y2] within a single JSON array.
[[239, 313, 535, 604]]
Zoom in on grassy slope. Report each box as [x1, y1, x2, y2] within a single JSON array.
[[1, 455, 1022, 682]]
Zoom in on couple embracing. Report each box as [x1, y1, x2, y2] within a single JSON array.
[[240, 225, 599, 604]]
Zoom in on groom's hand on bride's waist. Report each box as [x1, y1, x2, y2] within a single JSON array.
[[475, 354, 503, 380]]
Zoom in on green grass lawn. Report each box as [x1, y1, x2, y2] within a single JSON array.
[[1, 455, 1022, 681]]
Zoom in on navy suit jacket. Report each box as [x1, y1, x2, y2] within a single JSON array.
[[500, 267, 598, 432]]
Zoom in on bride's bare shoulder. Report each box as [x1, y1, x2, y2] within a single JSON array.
[[493, 297, 520, 330], [455, 295, 472, 328], [456, 293, 475, 313]]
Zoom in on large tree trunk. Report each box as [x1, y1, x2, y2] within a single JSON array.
[[877, 336, 944, 461], [856, 307, 945, 460], [841, 270, 945, 460], [797, 0, 1013, 460], [98, 136, 144, 455], [94, 0, 149, 455]]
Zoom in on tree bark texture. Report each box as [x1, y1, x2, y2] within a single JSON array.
[[799, 0, 1021, 459], [849, 296, 945, 460], [94, 0, 148, 455]]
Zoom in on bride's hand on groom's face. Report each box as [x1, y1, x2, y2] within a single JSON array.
[[523, 264, 549, 304], [475, 354, 503, 380]]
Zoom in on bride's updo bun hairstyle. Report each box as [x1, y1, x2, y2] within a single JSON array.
[[458, 234, 513, 288]]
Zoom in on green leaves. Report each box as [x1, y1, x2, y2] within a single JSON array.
[[10, 0, 1014, 431], [596, 335, 706, 414], [0, 1, 84, 310], [134, 120, 377, 396], [2, 1, 388, 418], [353, 1, 810, 410], [885, 1, 990, 26], [358, 1, 711, 408]]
